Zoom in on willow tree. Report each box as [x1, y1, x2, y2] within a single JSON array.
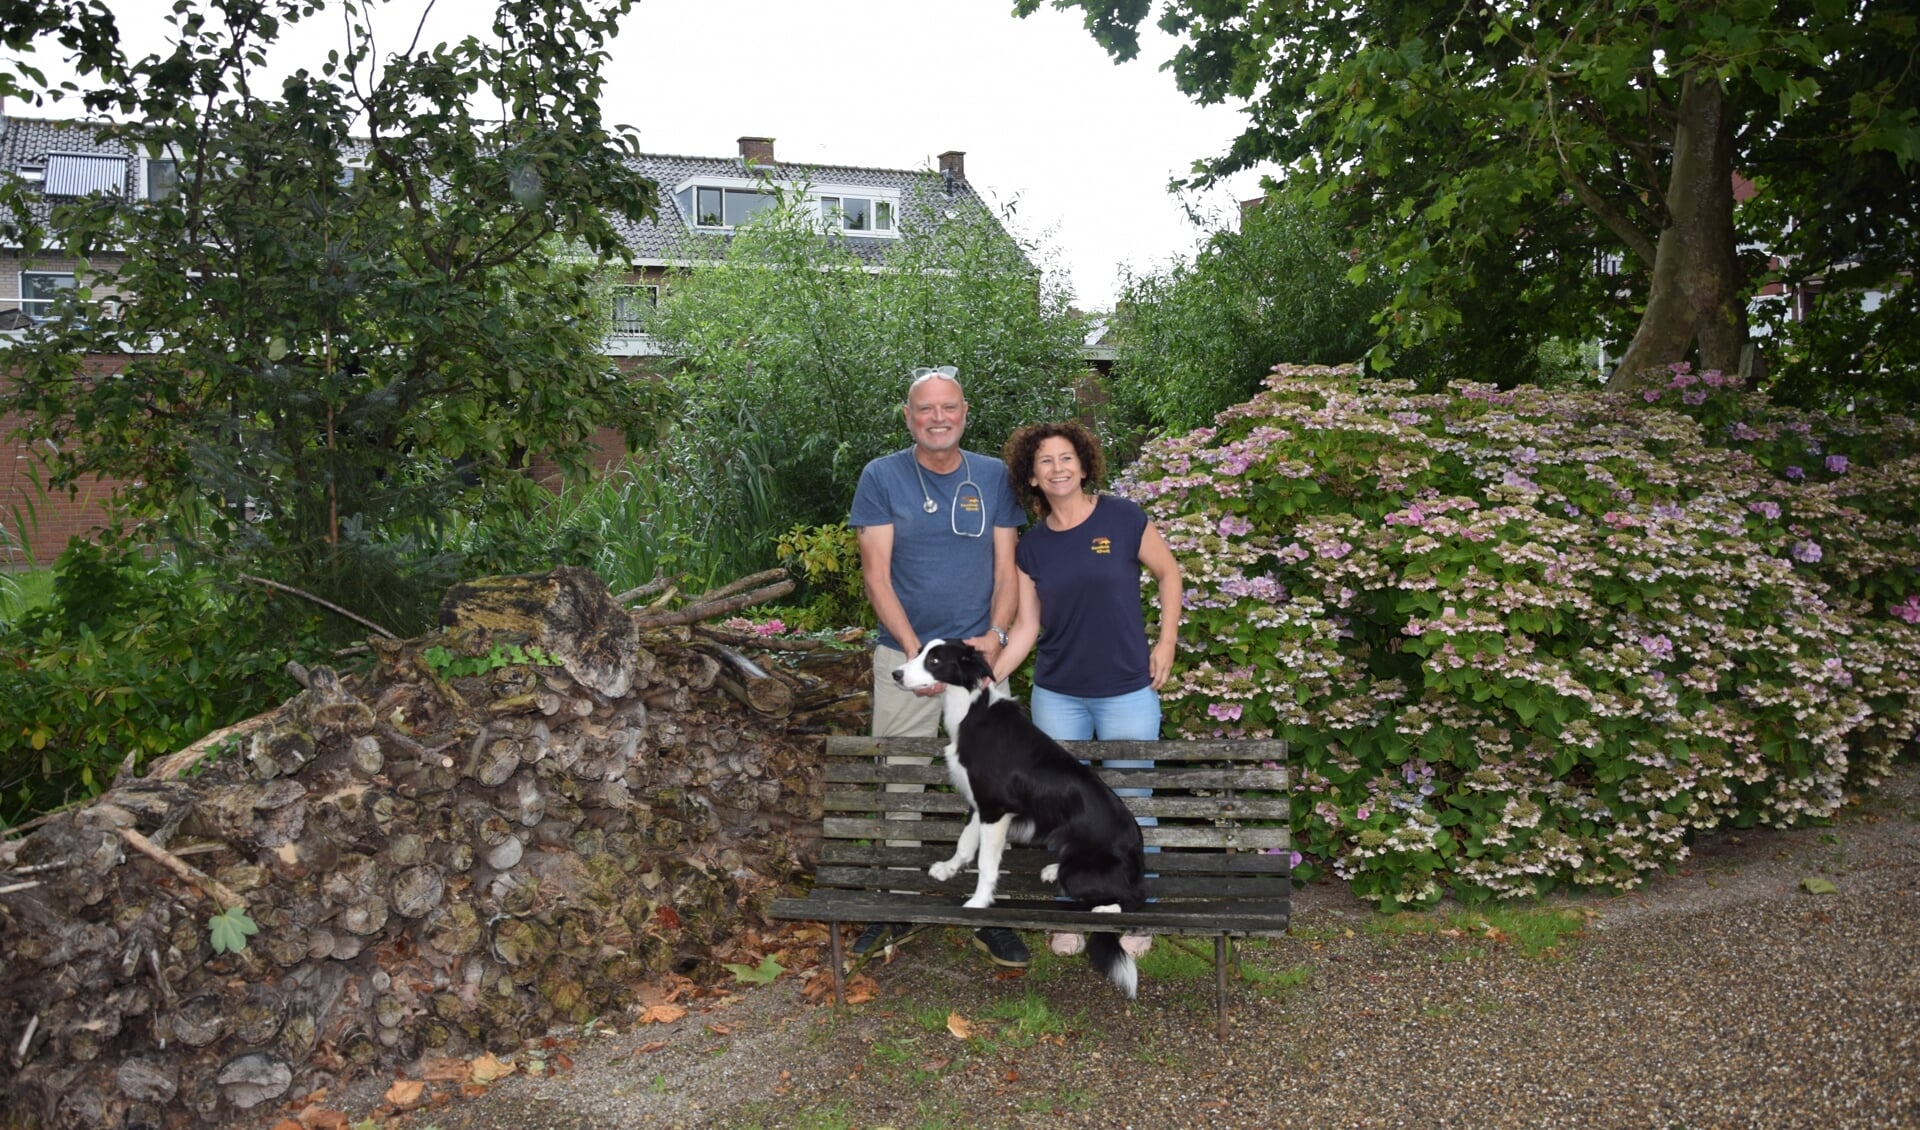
[[1022, 0, 1919, 391]]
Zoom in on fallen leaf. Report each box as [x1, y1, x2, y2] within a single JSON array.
[[639, 1003, 689, 1025], [460, 1083, 490, 1098], [922, 1056, 951, 1072], [468, 1053, 516, 1084], [1801, 877, 1838, 895], [383, 1081, 426, 1110], [552, 1051, 574, 1073], [295, 1106, 349, 1130], [946, 1012, 973, 1039], [418, 1056, 469, 1082], [843, 975, 879, 1005], [1004, 1069, 1020, 1082], [705, 1023, 733, 1037], [634, 1041, 668, 1055]]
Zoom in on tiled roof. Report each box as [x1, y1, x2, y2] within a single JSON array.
[[0, 114, 1005, 267]]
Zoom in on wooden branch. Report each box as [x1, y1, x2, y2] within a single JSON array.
[[613, 569, 677, 605], [687, 568, 788, 606], [631, 579, 795, 631], [694, 624, 826, 651], [147, 708, 280, 781], [120, 828, 247, 911], [236, 572, 399, 639]]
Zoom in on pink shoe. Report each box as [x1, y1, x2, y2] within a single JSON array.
[[1120, 933, 1153, 957], [1049, 932, 1085, 955]]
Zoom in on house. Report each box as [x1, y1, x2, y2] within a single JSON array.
[[0, 112, 1009, 564]]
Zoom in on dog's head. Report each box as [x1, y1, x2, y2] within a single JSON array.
[[892, 638, 994, 692]]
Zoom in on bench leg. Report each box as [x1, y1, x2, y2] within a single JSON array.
[[829, 922, 846, 1007], [1214, 935, 1232, 1039]]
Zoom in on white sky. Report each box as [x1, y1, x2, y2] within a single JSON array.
[[21, 0, 1268, 310]]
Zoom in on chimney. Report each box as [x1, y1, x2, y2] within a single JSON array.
[[738, 136, 775, 167], [937, 150, 965, 182]]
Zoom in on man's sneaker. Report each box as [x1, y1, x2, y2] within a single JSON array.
[[851, 922, 909, 956], [972, 927, 1031, 968]]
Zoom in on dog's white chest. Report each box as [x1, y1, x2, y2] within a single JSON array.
[[942, 743, 976, 806]]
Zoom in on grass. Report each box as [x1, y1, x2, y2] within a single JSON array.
[[0, 568, 53, 623], [1365, 903, 1589, 959]]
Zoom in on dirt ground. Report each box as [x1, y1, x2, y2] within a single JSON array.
[[326, 760, 1920, 1130]]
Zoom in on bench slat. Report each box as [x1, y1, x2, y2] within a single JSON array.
[[823, 767, 1290, 792], [822, 816, 1290, 851], [816, 844, 1293, 874], [822, 736, 1288, 764], [813, 865, 1292, 901], [823, 789, 1291, 821], [769, 891, 1291, 937]]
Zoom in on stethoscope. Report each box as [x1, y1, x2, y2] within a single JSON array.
[[910, 450, 986, 538]]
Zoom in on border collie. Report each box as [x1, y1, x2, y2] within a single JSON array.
[[892, 639, 1148, 997]]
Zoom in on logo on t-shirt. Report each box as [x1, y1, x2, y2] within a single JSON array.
[[1090, 537, 1112, 555], [958, 494, 981, 514]]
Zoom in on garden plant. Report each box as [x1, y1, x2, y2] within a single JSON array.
[[1122, 364, 1920, 908]]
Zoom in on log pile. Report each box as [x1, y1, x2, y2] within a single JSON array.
[[0, 566, 869, 1129]]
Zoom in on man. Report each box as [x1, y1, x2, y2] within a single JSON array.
[[846, 364, 1030, 968]]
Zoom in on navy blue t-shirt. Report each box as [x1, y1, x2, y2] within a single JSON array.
[[850, 448, 1023, 651], [1015, 494, 1152, 699]]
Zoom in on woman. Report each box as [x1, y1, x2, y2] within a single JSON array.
[[994, 421, 1182, 955]]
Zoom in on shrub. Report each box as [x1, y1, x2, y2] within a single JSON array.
[[1121, 364, 1920, 908], [0, 543, 322, 824]]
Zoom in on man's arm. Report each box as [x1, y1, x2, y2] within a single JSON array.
[[857, 523, 920, 659]]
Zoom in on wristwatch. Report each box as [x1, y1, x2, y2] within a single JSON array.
[[991, 626, 1009, 647]]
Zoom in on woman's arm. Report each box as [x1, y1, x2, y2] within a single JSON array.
[[1138, 521, 1183, 690], [992, 568, 1042, 685]]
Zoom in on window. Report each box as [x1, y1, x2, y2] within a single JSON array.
[[819, 194, 897, 235], [611, 285, 658, 333], [19, 271, 76, 320], [146, 157, 180, 201], [692, 186, 776, 229]]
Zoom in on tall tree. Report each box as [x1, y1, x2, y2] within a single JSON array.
[[2, 0, 656, 624], [1021, 0, 1920, 391], [1112, 194, 1387, 433]]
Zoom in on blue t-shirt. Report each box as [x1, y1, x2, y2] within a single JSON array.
[[1016, 494, 1152, 699], [850, 448, 1023, 651]]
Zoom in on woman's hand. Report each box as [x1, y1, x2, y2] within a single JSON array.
[[1149, 636, 1177, 690]]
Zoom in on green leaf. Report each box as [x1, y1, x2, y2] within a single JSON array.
[[208, 906, 260, 954], [1799, 877, 1837, 895], [721, 954, 784, 984]]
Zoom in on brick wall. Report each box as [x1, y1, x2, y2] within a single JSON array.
[[1, 352, 134, 566]]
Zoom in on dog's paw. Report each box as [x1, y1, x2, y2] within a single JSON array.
[[929, 861, 960, 882], [963, 894, 995, 910], [1039, 863, 1059, 884]]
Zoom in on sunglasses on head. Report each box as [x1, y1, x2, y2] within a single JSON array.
[[908, 365, 959, 386]]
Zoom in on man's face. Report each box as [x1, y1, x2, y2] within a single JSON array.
[[905, 376, 967, 454]]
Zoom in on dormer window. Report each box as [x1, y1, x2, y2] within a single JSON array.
[[691, 186, 776, 229], [820, 195, 896, 236]]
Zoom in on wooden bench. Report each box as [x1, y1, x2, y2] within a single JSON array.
[[770, 736, 1290, 1035]]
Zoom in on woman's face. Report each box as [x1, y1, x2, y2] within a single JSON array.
[[1030, 435, 1085, 501]]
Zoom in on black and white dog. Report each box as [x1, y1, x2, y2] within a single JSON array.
[[892, 639, 1148, 997]]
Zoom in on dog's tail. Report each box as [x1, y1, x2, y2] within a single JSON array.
[[1086, 932, 1138, 999]]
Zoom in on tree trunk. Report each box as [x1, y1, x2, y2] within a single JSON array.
[[1607, 71, 1746, 390]]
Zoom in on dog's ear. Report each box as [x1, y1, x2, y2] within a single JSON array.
[[957, 644, 995, 689]]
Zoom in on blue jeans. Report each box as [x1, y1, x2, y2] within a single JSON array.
[[1031, 685, 1160, 850]]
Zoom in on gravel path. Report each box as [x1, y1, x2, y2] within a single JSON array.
[[351, 761, 1920, 1130]]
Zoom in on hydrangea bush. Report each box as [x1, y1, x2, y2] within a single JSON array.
[[1119, 364, 1920, 908]]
